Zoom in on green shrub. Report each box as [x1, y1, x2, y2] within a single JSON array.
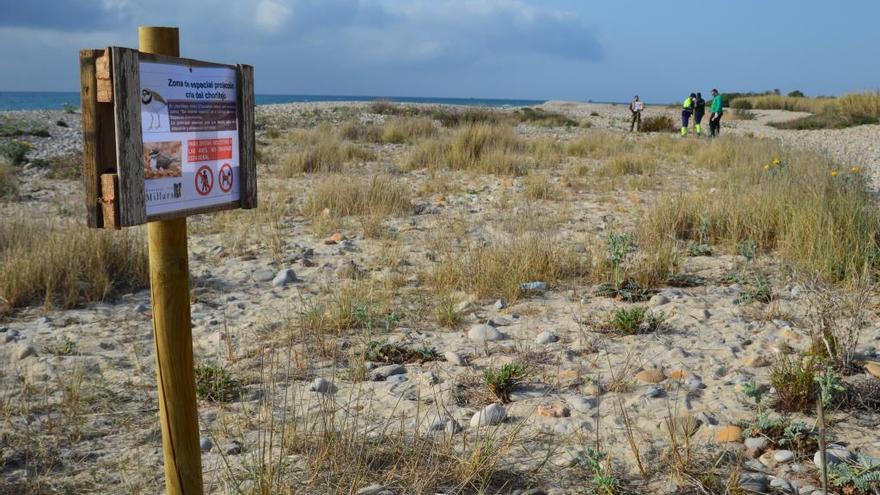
[[605, 306, 665, 335], [484, 363, 526, 403], [195, 363, 240, 402], [640, 115, 676, 133], [0, 140, 33, 165], [769, 355, 819, 412]]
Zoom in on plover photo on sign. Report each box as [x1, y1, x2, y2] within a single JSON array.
[[148, 148, 179, 171]]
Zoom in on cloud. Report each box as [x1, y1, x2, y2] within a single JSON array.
[[254, 0, 292, 33]]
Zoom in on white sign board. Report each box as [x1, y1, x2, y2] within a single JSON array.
[[139, 62, 240, 217]]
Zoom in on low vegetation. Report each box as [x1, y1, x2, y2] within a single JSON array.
[[430, 234, 587, 302], [0, 218, 148, 310], [0, 156, 17, 200], [644, 136, 880, 284], [733, 91, 880, 129], [603, 306, 666, 335], [484, 362, 527, 403]]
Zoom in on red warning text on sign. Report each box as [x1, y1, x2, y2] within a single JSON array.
[[187, 138, 233, 163]]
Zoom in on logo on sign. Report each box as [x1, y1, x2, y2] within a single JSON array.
[[218, 163, 234, 193], [195, 165, 214, 196]]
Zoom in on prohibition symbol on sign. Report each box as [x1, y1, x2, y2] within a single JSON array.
[[218, 163, 234, 193], [194, 165, 214, 196]]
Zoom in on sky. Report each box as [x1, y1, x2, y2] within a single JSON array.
[[1, 0, 878, 103]]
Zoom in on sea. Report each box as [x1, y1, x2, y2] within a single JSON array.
[[0, 91, 545, 112]]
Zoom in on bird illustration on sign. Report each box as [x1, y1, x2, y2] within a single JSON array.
[[141, 88, 169, 131]]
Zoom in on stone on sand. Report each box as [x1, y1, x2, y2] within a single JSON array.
[[468, 324, 504, 343], [471, 403, 506, 427]]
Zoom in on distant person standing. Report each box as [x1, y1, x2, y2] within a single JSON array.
[[681, 93, 695, 136], [629, 95, 643, 132], [693, 92, 706, 135], [709, 88, 724, 137]]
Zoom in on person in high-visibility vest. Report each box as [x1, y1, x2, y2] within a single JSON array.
[[693, 92, 706, 135], [709, 88, 724, 137], [681, 93, 695, 136]]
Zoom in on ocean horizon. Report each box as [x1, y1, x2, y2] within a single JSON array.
[[0, 91, 548, 112]]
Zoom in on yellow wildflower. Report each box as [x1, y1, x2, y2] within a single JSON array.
[[772, 158, 781, 165], [763, 164, 770, 171], [851, 166, 861, 173], [831, 170, 839, 177]]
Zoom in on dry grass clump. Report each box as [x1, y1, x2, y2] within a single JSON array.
[[280, 133, 376, 176], [404, 124, 532, 175], [430, 234, 587, 302], [736, 92, 880, 129], [0, 156, 17, 200], [566, 131, 633, 159], [276, 402, 525, 493], [0, 217, 148, 309], [301, 174, 413, 218], [598, 152, 658, 177], [512, 107, 577, 127], [731, 94, 831, 113], [522, 173, 562, 200], [337, 120, 382, 142], [639, 115, 676, 133], [381, 116, 437, 143], [644, 137, 880, 283]]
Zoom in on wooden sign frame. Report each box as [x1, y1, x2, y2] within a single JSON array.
[[79, 47, 256, 229]]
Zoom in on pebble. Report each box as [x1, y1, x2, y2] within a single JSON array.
[[684, 376, 705, 392], [370, 364, 406, 381], [493, 299, 506, 310], [386, 374, 408, 385], [430, 416, 462, 434], [309, 378, 336, 394], [774, 450, 795, 463], [468, 324, 504, 343], [2, 329, 19, 343], [714, 425, 743, 443], [207, 331, 226, 343], [271, 268, 297, 286], [534, 331, 558, 345], [199, 437, 213, 452], [520, 281, 548, 292], [644, 385, 664, 398], [695, 411, 717, 426], [444, 351, 467, 367], [864, 361, 880, 379], [355, 484, 387, 495], [15, 344, 37, 360], [770, 477, 794, 493], [813, 447, 851, 469], [649, 294, 670, 306], [536, 404, 570, 418], [133, 303, 150, 313], [635, 369, 665, 383], [566, 395, 594, 413], [252, 267, 275, 282], [744, 437, 769, 451], [470, 403, 507, 427], [738, 472, 769, 493]]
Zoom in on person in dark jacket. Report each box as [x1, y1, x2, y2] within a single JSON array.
[[693, 92, 706, 135]]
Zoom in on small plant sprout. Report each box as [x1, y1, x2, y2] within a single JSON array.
[[606, 232, 636, 288], [483, 362, 526, 403], [575, 448, 620, 495]]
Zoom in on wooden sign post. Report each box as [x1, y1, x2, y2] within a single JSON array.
[[79, 26, 256, 495]]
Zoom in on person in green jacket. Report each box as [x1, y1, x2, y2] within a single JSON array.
[[709, 88, 724, 137], [681, 93, 695, 136]]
